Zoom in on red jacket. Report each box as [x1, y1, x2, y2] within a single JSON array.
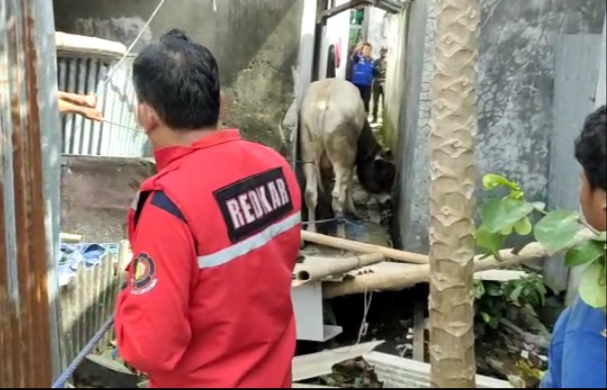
[[115, 129, 301, 388]]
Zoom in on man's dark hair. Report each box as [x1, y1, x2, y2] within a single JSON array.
[[575, 105, 606, 191], [132, 28, 220, 130]]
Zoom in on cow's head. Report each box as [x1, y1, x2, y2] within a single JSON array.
[[356, 148, 396, 194]]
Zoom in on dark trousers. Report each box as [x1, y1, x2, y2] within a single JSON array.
[[355, 84, 372, 113], [372, 83, 384, 121]]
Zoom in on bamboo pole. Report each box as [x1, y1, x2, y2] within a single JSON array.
[[294, 253, 385, 283], [301, 230, 428, 264], [323, 238, 581, 299]]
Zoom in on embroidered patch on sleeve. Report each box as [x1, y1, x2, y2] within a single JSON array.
[[131, 252, 158, 295]]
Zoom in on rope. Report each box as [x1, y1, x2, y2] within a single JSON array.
[[51, 314, 116, 388], [301, 214, 379, 227], [99, 0, 168, 91]]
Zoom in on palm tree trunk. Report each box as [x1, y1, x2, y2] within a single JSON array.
[[428, 0, 480, 387]]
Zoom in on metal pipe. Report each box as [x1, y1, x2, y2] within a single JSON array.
[[51, 315, 116, 389]]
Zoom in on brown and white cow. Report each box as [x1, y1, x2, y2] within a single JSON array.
[[300, 78, 395, 238]]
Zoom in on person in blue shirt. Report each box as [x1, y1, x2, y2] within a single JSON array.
[[541, 105, 606, 389], [350, 42, 375, 113]]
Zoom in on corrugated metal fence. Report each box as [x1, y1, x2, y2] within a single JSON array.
[[0, 0, 62, 387], [56, 50, 149, 157]]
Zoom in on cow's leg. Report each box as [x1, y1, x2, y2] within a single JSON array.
[[345, 185, 358, 217], [303, 163, 319, 234], [332, 166, 353, 239]]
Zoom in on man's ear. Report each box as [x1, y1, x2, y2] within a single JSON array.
[[137, 102, 160, 134]]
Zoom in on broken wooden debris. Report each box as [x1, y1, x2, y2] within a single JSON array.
[[307, 230, 593, 298], [363, 351, 513, 388], [499, 318, 549, 350], [292, 340, 384, 382], [322, 235, 580, 298]]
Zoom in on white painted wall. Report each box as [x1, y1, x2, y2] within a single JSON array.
[[366, 7, 387, 54], [318, 0, 351, 80]]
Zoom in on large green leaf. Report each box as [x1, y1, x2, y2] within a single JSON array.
[[579, 260, 607, 309], [476, 225, 506, 259], [534, 210, 580, 251], [481, 199, 535, 234], [565, 239, 606, 267]]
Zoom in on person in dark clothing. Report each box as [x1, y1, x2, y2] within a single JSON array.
[[372, 46, 388, 123], [350, 42, 374, 113], [326, 44, 336, 78]]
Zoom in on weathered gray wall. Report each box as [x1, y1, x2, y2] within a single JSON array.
[[391, 0, 606, 253], [544, 16, 606, 302], [53, 0, 304, 155], [543, 33, 603, 294]]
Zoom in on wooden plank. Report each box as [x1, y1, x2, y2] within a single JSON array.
[[318, 0, 367, 22], [412, 302, 425, 362]]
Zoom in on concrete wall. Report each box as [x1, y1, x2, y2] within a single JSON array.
[[551, 17, 606, 303], [53, 0, 305, 156], [544, 31, 604, 297], [366, 7, 387, 52], [389, 0, 606, 253]]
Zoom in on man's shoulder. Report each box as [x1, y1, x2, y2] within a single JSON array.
[[560, 299, 607, 388]]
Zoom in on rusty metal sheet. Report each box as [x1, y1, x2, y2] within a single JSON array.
[[0, 0, 61, 387]]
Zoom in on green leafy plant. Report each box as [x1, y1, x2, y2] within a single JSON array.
[[477, 174, 607, 312], [474, 274, 547, 338]]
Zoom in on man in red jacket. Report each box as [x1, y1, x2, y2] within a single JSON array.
[[114, 28, 302, 388]]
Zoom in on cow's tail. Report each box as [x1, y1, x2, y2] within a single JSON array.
[[315, 101, 329, 194]]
